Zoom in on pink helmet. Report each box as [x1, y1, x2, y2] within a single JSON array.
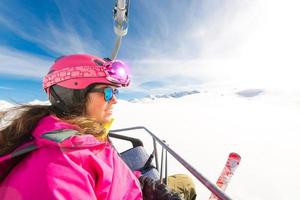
[[43, 54, 130, 94]]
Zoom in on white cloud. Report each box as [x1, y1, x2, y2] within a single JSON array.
[[0, 2, 105, 56], [121, 1, 258, 89], [0, 1, 107, 77], [195, 0, 300, 90], [1, 0, 300, 93], [126, 0, 300, 92], [0, 86, 13, 90], [0, 47, 51, 77]]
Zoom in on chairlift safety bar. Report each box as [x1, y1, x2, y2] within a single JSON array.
[[109, 126, 232, 200]]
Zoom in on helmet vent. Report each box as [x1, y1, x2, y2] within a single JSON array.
[[93, 59, 104, 66]]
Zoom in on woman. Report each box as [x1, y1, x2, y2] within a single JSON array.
[[0, 54, 180, 200]]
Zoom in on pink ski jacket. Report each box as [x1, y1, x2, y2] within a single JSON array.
[[0, 115, 143, 200]]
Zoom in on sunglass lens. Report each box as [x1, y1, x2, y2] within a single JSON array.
[[104, 88, 113, 102]]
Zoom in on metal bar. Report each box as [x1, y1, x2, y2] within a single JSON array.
[[111, 36, 122, 60], [153, 138, 159, 171], [165, 148, 168, 185], [110, 126, 232, 200], [109, 132, 143, 147], [160, 146, 164, 183]]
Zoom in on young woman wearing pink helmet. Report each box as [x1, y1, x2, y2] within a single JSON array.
[[0, 54, 182, 200]]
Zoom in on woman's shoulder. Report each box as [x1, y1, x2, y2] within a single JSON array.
[[32, 115, 106, 149], [37, 128, 107, 150]]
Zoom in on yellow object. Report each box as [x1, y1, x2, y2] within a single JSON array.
[[98, 118, 114, 141]]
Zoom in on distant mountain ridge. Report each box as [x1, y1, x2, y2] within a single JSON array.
[[236, 89, 264, 98], [129, 90, 200, 102], [0, 91, 201, 108], [0, 100, 50, 111], [0, 100, 14, 110]]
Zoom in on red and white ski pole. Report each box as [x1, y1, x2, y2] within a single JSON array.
[[209, 152, 241, 200]]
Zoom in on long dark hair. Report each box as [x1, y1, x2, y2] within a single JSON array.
[[0, 105, 55, 155], [0, 86, 106, 156]]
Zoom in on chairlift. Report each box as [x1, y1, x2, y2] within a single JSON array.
[[109, 126, 233, 200]]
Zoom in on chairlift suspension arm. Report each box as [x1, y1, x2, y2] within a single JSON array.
[[111, 0, 130, 60]]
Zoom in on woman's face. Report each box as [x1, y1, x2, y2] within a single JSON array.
[[86, 84, 118, 124]]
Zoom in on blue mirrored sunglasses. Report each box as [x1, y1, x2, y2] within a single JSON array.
[[89, 87, 119, 102]]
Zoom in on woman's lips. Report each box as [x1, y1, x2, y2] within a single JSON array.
[[106, 109, 113, 115]]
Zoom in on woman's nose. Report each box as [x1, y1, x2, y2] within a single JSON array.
[[110, 94, 118, 104]]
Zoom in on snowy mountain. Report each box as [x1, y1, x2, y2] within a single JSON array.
[[0, 99, 49, 110], [27, 99, 50, 105], [236, 89, 264, 98], [129, 90, 200, 102], [0, 100, 15, 111]]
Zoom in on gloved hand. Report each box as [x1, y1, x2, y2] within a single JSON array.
[[139, 175, 182, 200]]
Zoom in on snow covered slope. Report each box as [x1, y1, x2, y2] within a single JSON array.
[[1, 86, 300, 199]]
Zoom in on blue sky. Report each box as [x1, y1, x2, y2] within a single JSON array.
[[1, 0, 299, 102], [0, 0, 208, 102]]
